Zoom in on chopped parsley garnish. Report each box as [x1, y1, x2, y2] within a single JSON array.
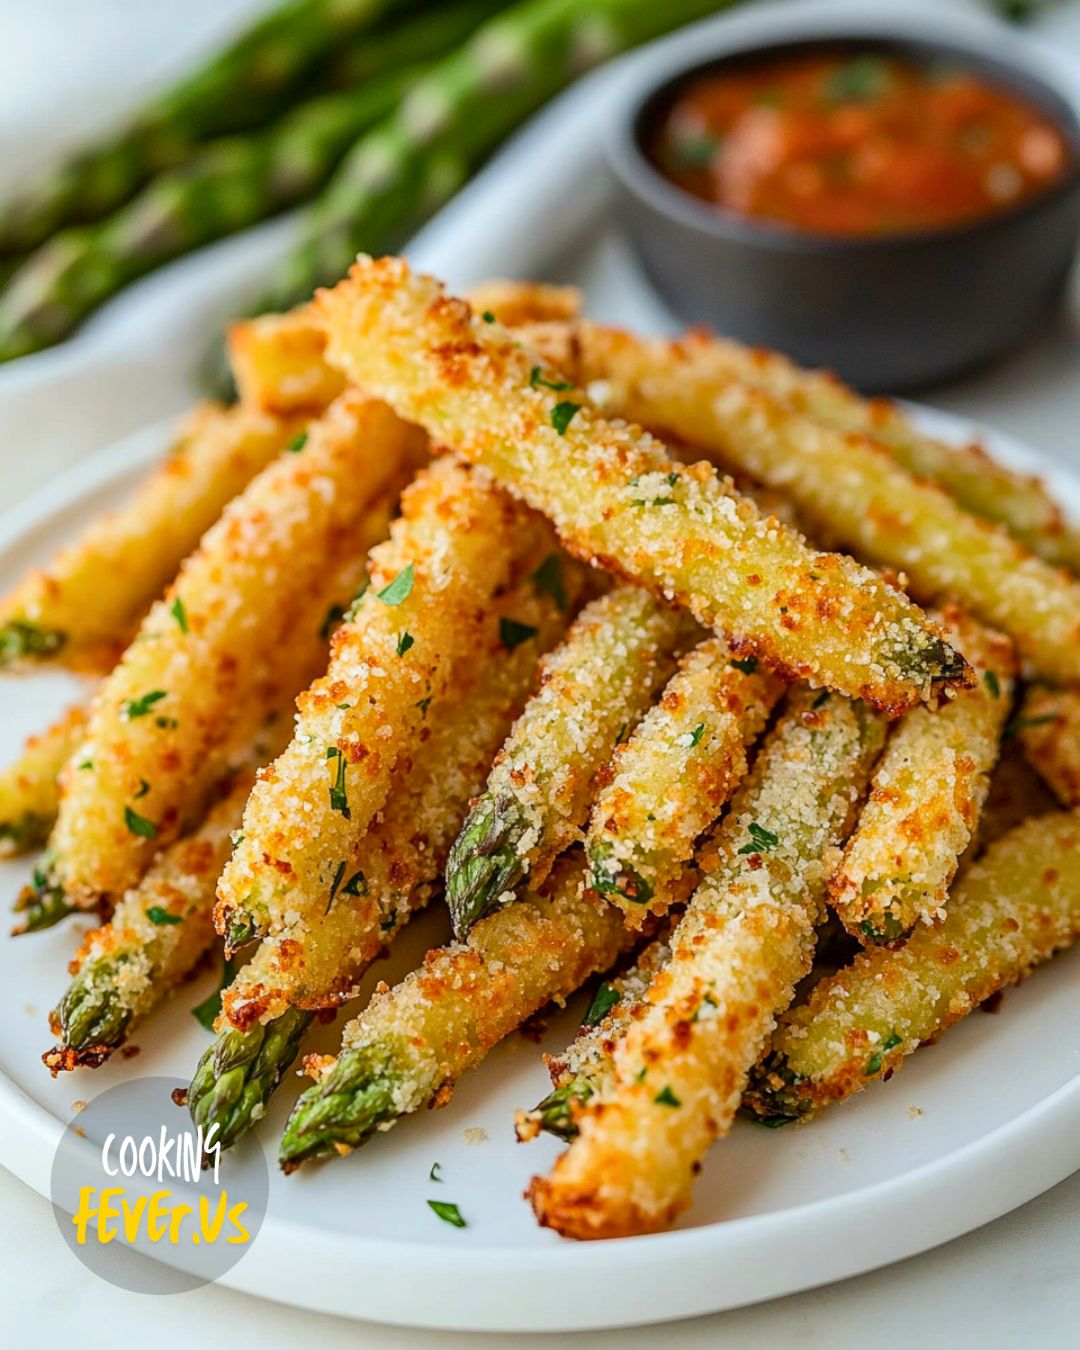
[[344, 579, 370, 622], [738, 821, 780, 855], [380, 913, 397, 932], [731, 657, 758, 674], [529, 365, 574, 393], [416, 695, 433, 717], [326, 746, 350, 819], [983, 670, 1001, 699], [146, 905, 182, 926], [320, 603, 345, 640], [683, 723, 706, 749], [654, 1085, 681, 1108], [326, 860, 347, 913], [77, 759, 93, 771], [865, 1031, 903, 1076], [124, 805, 157, 839], [1003, 711, 1058, 740], [155, 715, 178, 730], [811, 689, 831, 710], [583, 981, 620, 1027], [396, 631, 415, 657], [481, 310, 496, 323], [134, 778, 150, 799], [343, 869, 367, 897], [531, 553, 567, 610], [170, 597, 188, 633], [191, 956, 237, 1031], [286, 431, 308, 453], [427, 1200, 466, 1229], [499, 617, 538, 650], [122, 689, 167, 719], [377, 563, 414, 606], [230, 831, 244, 851], [429, 1162, 443, 1183], [550, 401, 581, 436]]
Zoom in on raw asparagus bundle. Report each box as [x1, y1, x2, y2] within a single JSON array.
[[250, 0, 737, 319], [0, 0, 422, 257], [0, 1, 504, 359]]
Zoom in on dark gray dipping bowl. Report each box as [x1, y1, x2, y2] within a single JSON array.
[[608, 35, 1080, 391]]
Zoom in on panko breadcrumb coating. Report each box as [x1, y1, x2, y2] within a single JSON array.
[[0, 401, 309, 671], [829, 606, 1017, 945], [1017, 685, 1080, 806], [278, 851, 634, 1170], [221, 555, 584, 1028], [0, 700, 90, 856], [216, 458, 555, 949], [530, 687, 885, 1239], [43, 768, 258, 1074], [587, 637, 782, 925], [445, 585, 695, 938], [316, 256, 970, 715], [746, 808, 1080, 1123], [525, 320, 1080, 686], [52, 391, 416, 905]]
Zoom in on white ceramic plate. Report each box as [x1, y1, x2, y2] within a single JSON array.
[[0, 0, 1078, 1333]]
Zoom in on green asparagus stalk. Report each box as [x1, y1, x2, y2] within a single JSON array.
[[445, 587, 695, 938], [11, 857, 76, 935], [0, 0, 425, 256], [188, 1007, 314, 1151], [249, 0, 741, 320], [279, 852, 631, 1170]]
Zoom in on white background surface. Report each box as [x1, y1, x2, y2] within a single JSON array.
[[0, 1, 1078, 1345]]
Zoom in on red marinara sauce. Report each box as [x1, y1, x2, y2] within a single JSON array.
[[647, 53, 1072, 236]]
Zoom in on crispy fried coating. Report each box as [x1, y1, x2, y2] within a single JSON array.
[[587, 637, 782, 925], [0, 700, 90, 856], [52, 392, 416, 903], [315, 256, 969, 715], [745, 808, 1080, 1123], [221, 554, 584, 1029], [830, 607, 1016, 944], [529, 687, 885, 1239], [526, 321, 1080, 686], [216, 458, 554, 948], [0, 402, 308, 671], [1017, 685, 1080, 806]]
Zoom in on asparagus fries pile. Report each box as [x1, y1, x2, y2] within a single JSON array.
[[5, 260, 1079, 1243]]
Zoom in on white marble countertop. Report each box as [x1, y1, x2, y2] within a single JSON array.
[[1, 2, 1078, 1345]]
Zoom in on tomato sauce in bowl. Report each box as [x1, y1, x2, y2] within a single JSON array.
[[646, 52, 1073, 237]]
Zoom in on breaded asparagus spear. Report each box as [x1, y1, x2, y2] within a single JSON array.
[[51, 392, 416, 903], [0, 0, 413, 256], [516, 927, 675, 1143], [636, 328, 1080, 571], [216, 459, 552, 949], [0, 402, 308, 671], [445, 586, 694, 938], [0, 701, 90, 856], [586, 639, 782, 925], [318, 258, 969, 715], [529, 687, 886, 1239], [829, 607, 1017, 945], [41, 770, 256, 1073], [525, 321, 1080, 687], [1016, 685, 1080, 806], [278, 852, 632, 1170], [745, 808, 1080, 1124], [188, 561, 583, 1149]]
